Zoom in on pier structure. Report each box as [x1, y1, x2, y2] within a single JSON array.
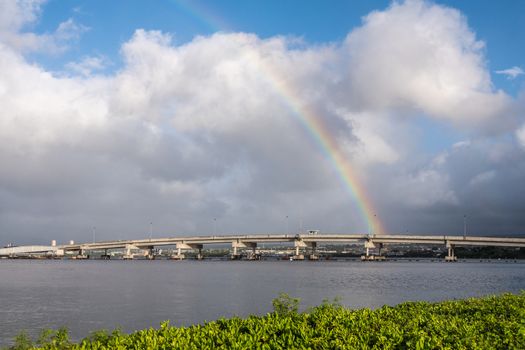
[[231, 240, 258, 260], [445, 241, 457, 262], [1, 234, 525, 261]]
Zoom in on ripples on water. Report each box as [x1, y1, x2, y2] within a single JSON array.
[[1, 259, 524, 344]]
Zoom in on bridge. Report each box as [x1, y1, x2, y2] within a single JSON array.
[[1, 233, 525, 261]]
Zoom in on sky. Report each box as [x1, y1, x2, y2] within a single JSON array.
[[1, 0, 525, 245]]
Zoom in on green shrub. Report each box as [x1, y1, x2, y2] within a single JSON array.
[[5, 292, 525, 349], [272, 292, 300, 316]]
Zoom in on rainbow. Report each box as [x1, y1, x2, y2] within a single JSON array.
[[253, 56, 384, 235], [170, 0, 230, 33], [170, 1, 384, 234]]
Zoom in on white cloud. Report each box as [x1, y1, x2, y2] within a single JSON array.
[[0, 0, 44, 34], [1, 0, 525, 243], [54, 18, 88, 42], [495, 66, 524, 80], [66, 55, 110, 77], [0, 0, 87, 53], [338, 110, 400, 165], [452, 140, 470, 149], [340, 0, 513, 129]]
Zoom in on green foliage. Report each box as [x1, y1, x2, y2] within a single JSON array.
[[272, 293, 300, 316], [6, 292, 525, 349], [11, 331, 33, 350]]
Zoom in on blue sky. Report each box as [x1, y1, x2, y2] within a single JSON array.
[[29, 0, 524, 154], [2, 0, 525, 243], [32, 0, 524, 95]]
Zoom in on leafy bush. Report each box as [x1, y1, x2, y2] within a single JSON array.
[[272, 292, 300, 316], [5, 292, 525, 349]]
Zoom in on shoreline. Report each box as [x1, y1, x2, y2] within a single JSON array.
[[4, 292, 524, 349]]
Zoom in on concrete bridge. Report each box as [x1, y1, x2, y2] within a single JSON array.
[[2, 233, 525, 261]]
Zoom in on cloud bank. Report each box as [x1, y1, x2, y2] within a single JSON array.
[[1, 0, 524, 244]]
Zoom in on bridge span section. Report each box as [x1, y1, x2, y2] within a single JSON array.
[[3, 234, 524, 261]]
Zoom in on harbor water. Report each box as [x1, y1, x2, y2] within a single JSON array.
[[1, 259, 524, 345]]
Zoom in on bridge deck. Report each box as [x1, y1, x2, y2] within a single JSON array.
[[2, 234, 524, 256], [60, 234, 525, 250]]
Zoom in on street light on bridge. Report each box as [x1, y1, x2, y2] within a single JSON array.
[[463, 214, 467, 240], [368, 214, 376, 237]]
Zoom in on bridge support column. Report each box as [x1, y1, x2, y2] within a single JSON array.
[[144, 246, 155, 260], [293, 239, 305, 260], [231, 241, 257, 260], [123, 244, 139, 260], [307, 242, 319, 260], [123, 246, 132, 260], [185, 243, 204, 260], [250, 245, 260, 260], [362, 240, 385, 261], [171, 244, 187, 260], [76, 248, 88, 260], [101, 248, 110, 260], [445, 242, 457, 262], [197, 247, 203, 260], [174, 247, 185, 260]]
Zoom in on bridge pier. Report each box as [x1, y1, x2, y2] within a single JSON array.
[[196, 247, 203, 260], [101, 248, 110, 260], [292, 239, 305, 260], [361, 240, 386, 261], [361, 240, 375, 261], [307, 242, 319, 260], [445, 242, 457, 262], [144, 246, 155, 260], [76, 248, 88, 259], [170, 247, 185, 260], [232, 245, 239, 260], [231, 241, 257, 260], [123, 244, 140, 260], [171, 242, 203, 260], [183, 243, 204, 260], [123, 248, 133, 260], [248, 245, 260, 260]]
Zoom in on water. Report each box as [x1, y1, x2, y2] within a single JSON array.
[[1, 259, 524, 345]]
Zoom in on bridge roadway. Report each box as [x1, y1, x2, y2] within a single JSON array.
[[68, 234, 525, 261], [2, 234, 524, 261]]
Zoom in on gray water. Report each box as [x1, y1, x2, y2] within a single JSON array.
[[1, 259, 524, 345]]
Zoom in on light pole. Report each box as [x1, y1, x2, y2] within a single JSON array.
[[369, 214, 376, 237], [213, 218, 217, 236], [463, 214, 467, 239], [149, 222, 153, 240], [286, 215, 289, 235], [92, 226, 96, 243], [300, 206, 304, 234]]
